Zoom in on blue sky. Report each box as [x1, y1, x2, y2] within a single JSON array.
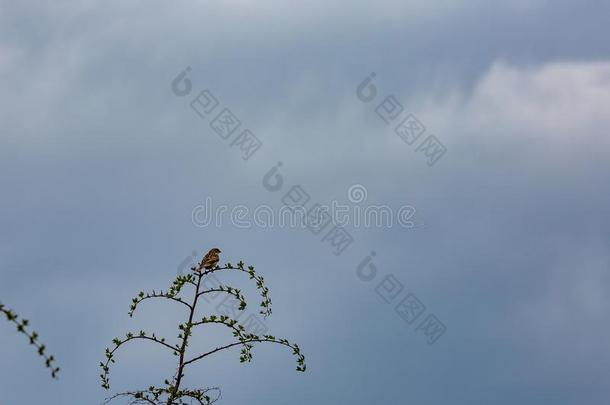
[[1, 1, 610, 404]]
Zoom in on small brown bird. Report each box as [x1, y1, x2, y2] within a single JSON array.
[[199, 248, 221, 271]]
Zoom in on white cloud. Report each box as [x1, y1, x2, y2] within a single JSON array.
[[424, 60, 610, 148]]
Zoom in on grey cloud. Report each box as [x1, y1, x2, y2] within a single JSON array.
[[2, 1, 610, 404]]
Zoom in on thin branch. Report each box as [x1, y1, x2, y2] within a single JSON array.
[[0, 301, 60, 378], [130, 293, 193, 317], [129, 273, 198, 317], [104, 391, 158, 405], [167, 272, 203, 404], [105, 386, 221, 405], [196, 287, 246, 310], [101, 332, 178, 390], [118, 334, 179, 352], [198, 262, 273, 317], [184, 337, 304, 369]]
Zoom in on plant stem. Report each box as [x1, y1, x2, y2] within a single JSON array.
[[167, 272, 203, 404]]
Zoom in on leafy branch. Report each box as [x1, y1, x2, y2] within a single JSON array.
[[101, 254, 306, 405], [0, 301, 60, 378], [103, 386, 221, 405]]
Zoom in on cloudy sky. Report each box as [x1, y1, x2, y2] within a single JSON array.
[[1, 1, 609, 404]]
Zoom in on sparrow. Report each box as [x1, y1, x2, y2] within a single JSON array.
[[199, 248, 221, 271]]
